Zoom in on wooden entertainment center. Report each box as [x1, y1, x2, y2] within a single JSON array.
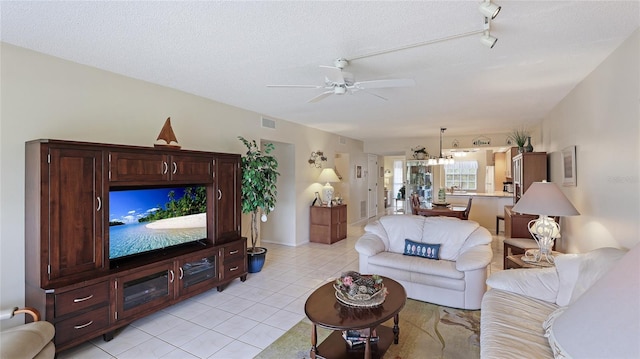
[[24, 139, 247, 353]]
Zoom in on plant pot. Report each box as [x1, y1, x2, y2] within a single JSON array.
[[247, 247, 268, 273]]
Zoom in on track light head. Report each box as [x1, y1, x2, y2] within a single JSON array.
[[479, 1, 501, 20], [480, 33, 498, 48]]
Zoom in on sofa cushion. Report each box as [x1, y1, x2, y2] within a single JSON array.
[[554, 247, 627, 306], [368, 252, 463, 279], [376, 215, 426, 253], [546, 244, 639, 359], [480, 289, 557, 359], [486, 267, 559, 303], [403, 239, 440, 259], [421, 217, 479, 261]]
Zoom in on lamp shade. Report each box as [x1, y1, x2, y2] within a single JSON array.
[[512, 181, 580, 216], [317, 168, 340, 183]]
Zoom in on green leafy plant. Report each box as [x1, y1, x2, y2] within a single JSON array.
[[238, 136, 280, 252], [508, 129, 530, 147]]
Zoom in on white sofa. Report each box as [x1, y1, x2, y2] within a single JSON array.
[[481, 245, 639, 359], [355, 215, 493, 310]]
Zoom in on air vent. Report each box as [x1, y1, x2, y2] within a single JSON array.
[[261, 117, 276, 129], [360, 201, 367, 218], [339, 136, 347, 145]]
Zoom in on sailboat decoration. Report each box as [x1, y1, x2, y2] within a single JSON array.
[[154, 117, 181, 149]]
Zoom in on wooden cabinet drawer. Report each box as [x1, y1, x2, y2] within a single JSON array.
[[221, 258, 245, 280], [55, 306, 110, 346], [221, 241, 245, 264], [55, 281, 110, 317]]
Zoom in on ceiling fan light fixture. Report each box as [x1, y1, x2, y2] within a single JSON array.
[[480, 32, 498, 48], [479, 1, 501, 20]]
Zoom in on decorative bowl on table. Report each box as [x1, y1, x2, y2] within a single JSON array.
[[334, 271, 388, 307]]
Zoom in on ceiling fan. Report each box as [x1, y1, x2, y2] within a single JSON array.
[[267, 58, 415, 103]]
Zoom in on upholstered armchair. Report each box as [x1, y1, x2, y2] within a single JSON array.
[[0, 307, 55, 359]]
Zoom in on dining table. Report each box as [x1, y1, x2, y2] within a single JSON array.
[[415, 204, 467, 219]]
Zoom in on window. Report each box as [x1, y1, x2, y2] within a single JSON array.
[[444, 161, 478, 190]]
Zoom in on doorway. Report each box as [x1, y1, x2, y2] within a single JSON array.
[[367, 154, 378, 218]]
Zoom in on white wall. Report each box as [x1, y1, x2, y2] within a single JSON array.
[[259, 140, 295, 246], [0, 44, 364, 318], [541, 29, 640, 252]]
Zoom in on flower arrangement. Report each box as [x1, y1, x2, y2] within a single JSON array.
[[334, 271, 387, 301]]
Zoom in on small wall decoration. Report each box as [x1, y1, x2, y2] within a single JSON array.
[[308, 151, 327, 168], [356, 165, 362, 178], [379, 166, 384, 178], [562, 146, 577, 186], [472, 135, 491, 147]]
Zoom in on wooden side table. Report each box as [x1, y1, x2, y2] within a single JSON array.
[[505, 252, 561, 269], [310, 204, 347, 244], [503, 237, 557, 270]]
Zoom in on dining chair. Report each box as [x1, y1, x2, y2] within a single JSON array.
[[410, 193, 420, 215], [462, 197, 473, 220]]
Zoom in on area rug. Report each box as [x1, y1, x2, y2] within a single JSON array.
[[254, 299, 480, 359]]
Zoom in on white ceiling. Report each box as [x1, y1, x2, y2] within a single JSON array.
[[1, 1, 638, 141]]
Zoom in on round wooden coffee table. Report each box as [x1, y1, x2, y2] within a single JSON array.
[[304, 276, 407, 359]]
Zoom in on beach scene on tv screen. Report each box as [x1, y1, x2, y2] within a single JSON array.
[[109, 186, 207, 259]]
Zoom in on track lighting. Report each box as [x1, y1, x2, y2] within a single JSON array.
[[479, 1, 501, 20], [480, 32, 498, 48]]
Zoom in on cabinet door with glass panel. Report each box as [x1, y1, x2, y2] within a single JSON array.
[[405, 160, 433, 209]]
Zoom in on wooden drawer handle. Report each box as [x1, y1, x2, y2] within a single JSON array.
[[229, 250, 239, 255], [73, 294, 94, 303], [74, 320, 94, 329], [229, 266, 239, 272]]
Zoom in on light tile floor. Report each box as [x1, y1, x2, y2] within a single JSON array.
[[58, 212, 505, 359]]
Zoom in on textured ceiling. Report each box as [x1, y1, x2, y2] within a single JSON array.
[[1, 1, 638, 141]]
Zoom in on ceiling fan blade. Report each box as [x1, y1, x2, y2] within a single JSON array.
[[359, 90, 388, 101], [308, 91, 334, 103], [319, 65, 345, 84], [355, 78, 415, 89], [266, 84, 323, 88]]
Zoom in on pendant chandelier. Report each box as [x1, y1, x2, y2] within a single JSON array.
[[428, 128, 454, 165]]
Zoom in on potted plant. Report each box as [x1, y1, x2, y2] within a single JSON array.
[[508, 129, 530, 153], [238, 136, 280, 273], [411, 145, 428, 160]]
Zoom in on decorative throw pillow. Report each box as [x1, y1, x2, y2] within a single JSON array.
[[403, 239, 440, 260], [555, 247, 627, 306]]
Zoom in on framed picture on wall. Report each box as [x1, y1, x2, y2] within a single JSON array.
[[356, 165, 362, 178], [379, 166, 384, 178], [562, 146, 576, 186]]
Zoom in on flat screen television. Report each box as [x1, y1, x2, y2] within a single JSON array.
[[109, 185, 208, 261]]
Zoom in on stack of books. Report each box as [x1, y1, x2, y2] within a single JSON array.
[[342, 329, 379, 349]]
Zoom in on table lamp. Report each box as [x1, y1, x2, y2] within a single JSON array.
[[317, 168, 341, 206], [511, 181, 579, 263]]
